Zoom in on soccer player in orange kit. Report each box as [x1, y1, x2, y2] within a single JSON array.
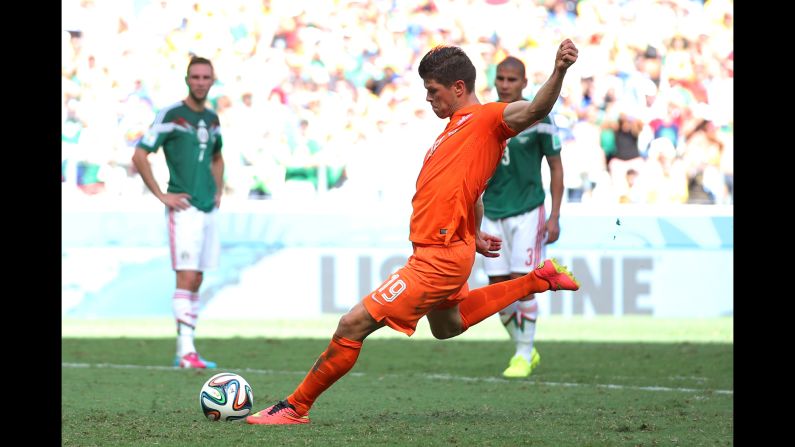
[[247, 39, 579, 425]]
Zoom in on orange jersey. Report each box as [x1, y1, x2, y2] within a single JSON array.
[[409, 102, 518, 246]]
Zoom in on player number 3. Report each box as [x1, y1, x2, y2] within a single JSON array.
[[501, 147, 510, 166]]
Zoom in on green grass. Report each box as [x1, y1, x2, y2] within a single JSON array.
[[62, 315, 734, 343], [62, 317, 732, 446]]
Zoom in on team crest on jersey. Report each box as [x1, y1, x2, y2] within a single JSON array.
[[197, 119, 210, 144]]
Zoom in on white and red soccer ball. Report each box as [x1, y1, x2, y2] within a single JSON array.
[[199, 372, 254, 421]]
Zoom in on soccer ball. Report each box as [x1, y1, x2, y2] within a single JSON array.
[[199, 372, 254, 421]]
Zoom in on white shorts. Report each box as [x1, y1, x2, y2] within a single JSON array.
[[481, 205, 547, 276], [166, 206, 220, 271]]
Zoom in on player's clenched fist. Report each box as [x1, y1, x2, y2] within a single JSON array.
[[555, 38, 578, 71]]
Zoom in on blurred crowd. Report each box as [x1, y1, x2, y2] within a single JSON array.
[[62, 0, 733, 205]]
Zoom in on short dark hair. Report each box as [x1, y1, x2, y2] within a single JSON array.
[[497, 56, 526, 78], [187, 56, 214, 77], [418, 46, 476, 93]]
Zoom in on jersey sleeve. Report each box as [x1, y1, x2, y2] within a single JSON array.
[[538, 115, 562, 157], [137, 109, 173, 152], [485, 102, 519, 141]]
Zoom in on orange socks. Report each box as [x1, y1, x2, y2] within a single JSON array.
[[459, 272, 550, 331], [287, 335, 362, 416]]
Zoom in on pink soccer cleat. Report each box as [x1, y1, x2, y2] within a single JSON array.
[[534, 259, 580, 291], [177, 352, 216, 369], [246, 400, 310, 425]]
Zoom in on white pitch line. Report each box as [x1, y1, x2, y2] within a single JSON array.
[[62, 363, 732, 396]]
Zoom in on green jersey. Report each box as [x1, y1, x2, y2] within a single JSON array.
[[483, 114, 561, 219], [138, 101, 223, 212]]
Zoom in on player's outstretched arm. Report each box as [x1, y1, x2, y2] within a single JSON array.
[[503, 39, 578, 133]]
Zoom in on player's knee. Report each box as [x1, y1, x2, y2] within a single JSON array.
[[335, 305, 376, 340], [429, 328, 450, 339], [336, 312, 357, 334], [176, 271, 202, 291], [429, 324, 461, 340], [185, 275, 202, 291]]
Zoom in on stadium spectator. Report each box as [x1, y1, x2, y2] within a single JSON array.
[[608, 113, 645, 190], [61, 0, 733, 206]]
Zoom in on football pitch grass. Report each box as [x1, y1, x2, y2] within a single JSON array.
[[62, 317, 733, 446]]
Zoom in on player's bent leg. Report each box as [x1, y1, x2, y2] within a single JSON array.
[[458, 260, 578, 331], [335, 302, 386, 341], [248, 303, 383, 425], [426, 303, 465, 339]]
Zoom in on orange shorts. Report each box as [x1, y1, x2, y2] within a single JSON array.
[[361, 240, 475, 336]]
